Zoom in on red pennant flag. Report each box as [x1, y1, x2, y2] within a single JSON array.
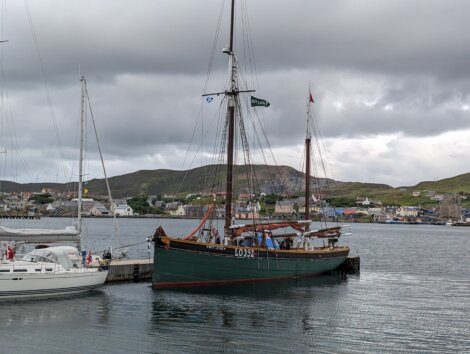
[[309, 93, 314, 103]]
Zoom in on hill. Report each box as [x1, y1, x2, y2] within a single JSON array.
[[413, 173, 470, 194], [327, 172, 470, 206], [1, 166, 469, 206], [84, 164, 333, 198], [0, 165, 332, 198]]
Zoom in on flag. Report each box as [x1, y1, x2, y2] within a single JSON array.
[[84, 188, 89, 195], [205, 96, 214, 103], [250, 96, 270, 107], [309, 92, 314, 103]]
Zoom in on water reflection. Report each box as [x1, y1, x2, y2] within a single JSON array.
[[160, 274, 347, 298], [150, 274, 348, 328], [148, 275, 350, 352], [0, 290, 110, 328]]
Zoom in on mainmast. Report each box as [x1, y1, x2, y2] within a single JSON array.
[[224, 0, 237, 238], [78, 76, 86, 248]]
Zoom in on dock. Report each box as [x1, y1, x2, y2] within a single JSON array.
[[0, 215, 41, 219], [106, 256, 360, 283], [106, 259, 153, 282]]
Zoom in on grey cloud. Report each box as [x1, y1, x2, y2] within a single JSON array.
[[2, 0, 470, 185]]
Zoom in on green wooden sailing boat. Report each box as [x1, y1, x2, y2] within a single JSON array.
[[152, 0, 350, 289]]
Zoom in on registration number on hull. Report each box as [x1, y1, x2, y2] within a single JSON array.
[[234, 248, 255, 258]]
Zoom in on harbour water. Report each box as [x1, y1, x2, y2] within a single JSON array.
[[1, 218, 469, 353]]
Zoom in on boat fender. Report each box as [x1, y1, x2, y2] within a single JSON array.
[[6, 246, 15, 260], [86, 251, 92, 265]]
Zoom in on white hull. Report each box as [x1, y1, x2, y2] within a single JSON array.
[[0, 269, 108, 300]]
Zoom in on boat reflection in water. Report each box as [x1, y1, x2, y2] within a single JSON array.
[[0, 290, 110, 327], [151, 274, 347, 324], [149, 275, 350, 352]]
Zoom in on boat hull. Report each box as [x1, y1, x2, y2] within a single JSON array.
[[0, 270, 108, 300], [153, 238, 349, 289]]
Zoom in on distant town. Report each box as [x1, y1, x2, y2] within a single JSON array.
[[1, 187, 469, 225]]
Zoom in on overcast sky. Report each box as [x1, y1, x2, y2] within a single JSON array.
[[0, 0, 469, 187]]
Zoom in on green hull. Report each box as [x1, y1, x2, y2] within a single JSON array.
[[152, 240, 348, 288]]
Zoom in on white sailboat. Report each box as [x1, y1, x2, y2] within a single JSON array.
[[0, 225, 80, 242], [0, 246, 108, 300], [0, 77, 109, 300]]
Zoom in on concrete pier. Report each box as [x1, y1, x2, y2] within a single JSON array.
[[106, 259, 153, 282]]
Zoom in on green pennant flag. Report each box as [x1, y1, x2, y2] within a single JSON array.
[[250, 95, 270, 107]]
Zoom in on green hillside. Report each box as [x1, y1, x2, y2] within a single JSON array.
[[85, 164, 332, 198], [1, 166, 470, 207], [326, 172, 470, 206], [414, 173, 470, 193]]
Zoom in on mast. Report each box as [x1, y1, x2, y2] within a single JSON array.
[[78, 75, 86, 248], [305, 137, 311, 231], [305, 90, 313, 231], [224, 0, 236, 237]]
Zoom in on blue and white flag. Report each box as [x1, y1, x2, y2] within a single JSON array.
[[205, 96, 214, 103]]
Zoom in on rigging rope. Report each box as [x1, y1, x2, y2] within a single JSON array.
[[23, 0, 70, 184], [84, 83, 121, 242], [173, 0, 226, 200]]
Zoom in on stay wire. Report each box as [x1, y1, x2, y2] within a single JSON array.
[[174, 0, 226, 200], [23, 0, 70, 183], [85, 83, 121, 243]]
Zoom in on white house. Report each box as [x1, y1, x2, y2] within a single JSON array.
[[115, 204, 134, 216], [0, 200, 10, 212], [396, 206, 419, 217], [6, 196, 26, 211], [366, 207, 383, 216], [170, 204, 186, 216]]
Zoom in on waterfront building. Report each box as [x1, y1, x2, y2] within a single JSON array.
[[274, 200, 295, 214], [0, 200, 10, 212], [90, 202, 110, 216], [114, 204, 134, 216], [169, 204, 186, 216], [396, 206, 419, 217]]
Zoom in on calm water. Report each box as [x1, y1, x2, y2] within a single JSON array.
[[1, 218, 469, 353]]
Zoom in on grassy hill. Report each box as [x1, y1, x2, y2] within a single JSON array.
[[2, 166, 470, 207], [413, 173, 470, 193], [85, 164, 332, 198], [326, 172, 470, 206], [0, 165, 330, 198], [0, 181, 75, 194]]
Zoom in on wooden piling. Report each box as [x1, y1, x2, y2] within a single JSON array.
[[106, 259, 153, 282]]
